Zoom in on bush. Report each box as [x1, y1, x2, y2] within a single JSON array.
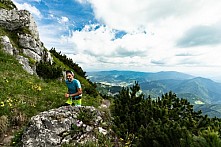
[[112, 82, 221, 146], [84, 87, 98, 97], [36, 60, 63, 79]]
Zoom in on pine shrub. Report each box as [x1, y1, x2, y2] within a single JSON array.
[[36, 60, 62, 79], [112, 82, 221, 147]]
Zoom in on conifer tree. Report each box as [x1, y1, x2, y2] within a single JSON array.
[[112, 82, 221, 147]]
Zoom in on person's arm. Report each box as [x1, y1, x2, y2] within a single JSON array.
[[69, 88, 82, 97]]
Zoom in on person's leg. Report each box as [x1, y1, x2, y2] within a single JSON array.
[[73, 99, 81, 107], [65, 97, 73, 105]]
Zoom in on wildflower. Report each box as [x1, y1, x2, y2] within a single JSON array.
[[76, 120, 83, 127], [37, 86, 42, 91], [0, 102, 4, 107], [3, 77, 9, 83], [8, 103, 12, 107], [8, 98, 13, 102], [120, 138, 124, 141], [125, 141, 130, 145]]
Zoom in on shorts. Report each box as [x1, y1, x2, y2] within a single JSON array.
[[65, 97, 81, 106]]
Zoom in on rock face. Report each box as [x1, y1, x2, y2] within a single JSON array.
[[0, 9, 39, 40], [0, 5, 53, 74], [22, 106, 112, 147]]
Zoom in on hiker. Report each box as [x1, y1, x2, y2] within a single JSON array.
[[64, 70, 82, 106]]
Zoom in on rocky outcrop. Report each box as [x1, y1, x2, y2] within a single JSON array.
[[0, 5, 53, 74], [22, 106, 113, 147], [0, 9, 39, 40], [16, 55, 35, 75]]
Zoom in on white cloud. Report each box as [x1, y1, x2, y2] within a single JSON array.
[[58, 16, 69, 24], [12, 0, 221, 80], [68, 24, 153, 57], [13, 2, 42, 18], [66, 0, 221, 79]]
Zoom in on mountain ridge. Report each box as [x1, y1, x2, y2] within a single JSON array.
[[88, 70, 221, 104]]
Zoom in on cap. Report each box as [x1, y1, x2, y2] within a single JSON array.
[[66, 70, 74, 75]]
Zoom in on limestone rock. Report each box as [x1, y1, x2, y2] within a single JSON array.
[[22, 106, 112, 147], [23, 49, 41, 62], [0, 36, 15, 55], [0, 9, 39, 40], [16, 55, 34, 75], [18, 33, 42, 55]]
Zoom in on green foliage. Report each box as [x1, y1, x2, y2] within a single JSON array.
[[10, 129, 23, 146], [77, 108, 96, 124], [112, 82, 221, 147], [36, 60, 63, 79], [0, 0, 16, 10], [84, 87, 98, 97]]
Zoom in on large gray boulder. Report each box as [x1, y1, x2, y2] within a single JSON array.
[[22, 106, 113, 147]]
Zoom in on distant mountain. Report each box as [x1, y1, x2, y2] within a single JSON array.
[[88, 70, 194, 84], [194, 104, 221, 118], [88, 70, 221, 117], [140, 77, 221, 104], [88, 70, 221, 104]]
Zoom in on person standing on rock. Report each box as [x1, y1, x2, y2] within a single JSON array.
[[64, 70, 82, 106]]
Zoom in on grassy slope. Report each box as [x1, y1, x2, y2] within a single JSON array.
[[0, 48, 102, 117], [0, 49, 66, 118]]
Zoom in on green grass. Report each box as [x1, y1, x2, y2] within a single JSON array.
[[0, 49, 67, 118]]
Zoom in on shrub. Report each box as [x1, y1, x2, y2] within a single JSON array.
[[84, 87, 98, 97], [112, 82, 221, 146], [36, 60, 63, 79]]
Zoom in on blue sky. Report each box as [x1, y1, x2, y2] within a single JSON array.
[[12, 0, 221, 81]]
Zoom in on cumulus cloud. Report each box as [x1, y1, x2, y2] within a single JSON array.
[[68, 24, 152, 58]]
